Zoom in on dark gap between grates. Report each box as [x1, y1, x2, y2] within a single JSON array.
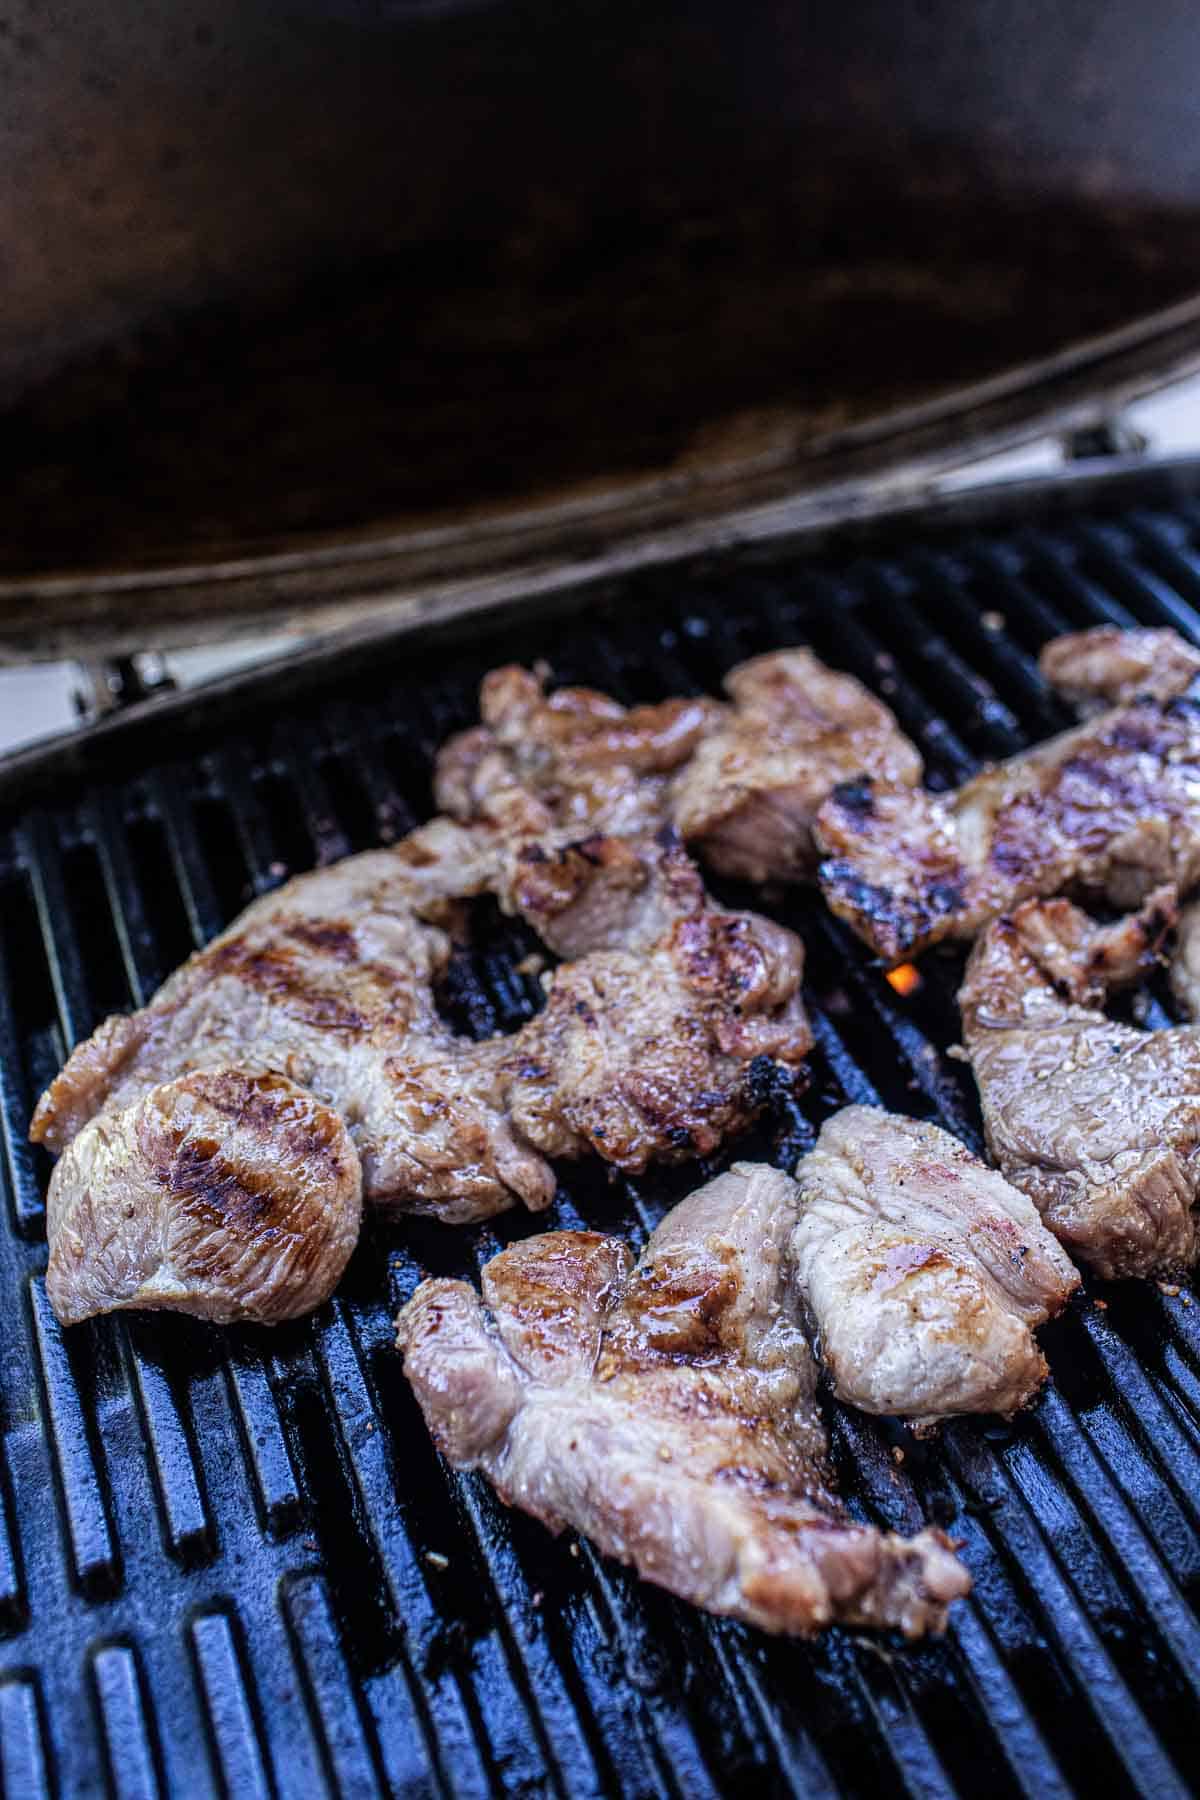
[[192, 789, 257, 922], [252, 768, 326, 883], [60, 840, 136, 1023], [316, 754, 391, 858], [123, 813, 197, 979]]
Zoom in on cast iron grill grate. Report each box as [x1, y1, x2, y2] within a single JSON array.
[[4, 492, 1200, 1796]]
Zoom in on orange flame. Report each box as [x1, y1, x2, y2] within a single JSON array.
[[885, 963, 922, 997]]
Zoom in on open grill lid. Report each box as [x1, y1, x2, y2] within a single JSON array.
[[5, 0, 1200, 658]]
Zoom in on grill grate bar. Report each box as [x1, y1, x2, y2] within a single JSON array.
[[902, 549, 1063, 737], [1072, 519, 1200, 639], [802, 586, 980, 786], [89, 1644, 162, 1800], [281, 1575, 390, 1797], [1078, 1308, 1200, 1537], [943, 1429, 1189, 1800], [853, 565, 1026, 762], [1016, 528, 1140, 630], [312, 1305, 495, 1797], [829, 1404, 1069, 1798], [27, 1280, 120, 1599], [945, 1602, 1072, 1800], [188, 1610, 274, 1800], [0, 1673, 52, 1800], [1030, 1395, 1200, 1713], [802, 905, 983, 1150], [0, 895, 43, 1241], [964, 538, 1075, 647], [1124, 510, 1200, 614]]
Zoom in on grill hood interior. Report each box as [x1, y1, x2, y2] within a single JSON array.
[[5, 0, 1200, 659]]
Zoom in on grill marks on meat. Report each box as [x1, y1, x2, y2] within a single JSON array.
[[32, 829, 810, 1322], [815, 626, 1200, 963], [30, 846, 534, 1226], [436, 650, 922, 885], [508, 907, 810, 1171], [46, 1070, 362, 1326], [791, 1108, 1079, 1429], [959, 888, 1200, 1279], [396, 1163, 969, 1637], [504, 827, 710, 962]]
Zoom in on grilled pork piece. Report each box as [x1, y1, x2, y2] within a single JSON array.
[[816, 626, 1200, 963], [435, 664, 717, 843], [959, 888, 1198, 1279], [46, 1070, 363, 1326], [30, 844, 544, 1231], [1039, 625, 1200, 714], [508, 901, 810, 1171], [1170, 899, 1200, 1020], [33, 829, 810, 1321], [671, 650, 924, 882], [791, 1107, 1079, 1429], [436, 649, 922, 885], [397, 1163, 969, 1637]]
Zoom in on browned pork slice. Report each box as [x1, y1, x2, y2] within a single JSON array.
[[960, 887, 1200, 1279], [669, 649, 923, 882], [791, 1107, 1079, 1429], [33, 827, 810, 1323], [1039, 625, 1200, 714], [46, 1070, 363, 1326], [507, 904, 811, 1171], [434, 663, 720, 842], [816, 626, 1200, 963], [1170, 898, 1200, 1020], [436, 649, 922, 886], [397, 1163, 969, 1637], [30, 843, 550, 1229]]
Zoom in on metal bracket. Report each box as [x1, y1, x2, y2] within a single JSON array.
[[72, 654, 177, 723], [1063, 414, 1150, 461]]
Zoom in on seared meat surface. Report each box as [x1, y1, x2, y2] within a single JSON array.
[[435, 664, 717, 843], [46, 1070, 362, 1326], [671, 650, 923, 882], [436, 649, 921, 885], [1039, 625, 1200, 714], [1170, 898, 1200, 1020], [960, 888, 1198, 1279], [508, 897, 810, 1170], [33, 828, 809, 1322], [32, 842, 547, 1231], [791, 1107, 1079, 1429], [397, 1163, 969, 1637], [817, 626, 1200, 962]]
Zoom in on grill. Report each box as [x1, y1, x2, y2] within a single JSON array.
[[5, 465, 1200, 1798]]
